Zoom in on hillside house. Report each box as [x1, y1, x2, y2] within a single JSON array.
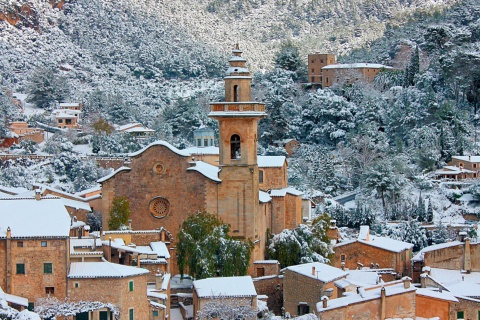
[[321, 63, 393, 87], [52, 103, 83, 129], [333, 226, 414, 277], [435, 155, 480, 180], [8, 122, 44, 144], [117, 123, 155, 139], [308, 53, 336, 84], [283, 262, 348, 316]]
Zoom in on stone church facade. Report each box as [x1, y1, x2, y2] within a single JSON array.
[[99, 46, 303, 273]]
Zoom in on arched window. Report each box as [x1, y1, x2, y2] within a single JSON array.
[[233, 85, 239, 102], [230, 134, 241, 159]]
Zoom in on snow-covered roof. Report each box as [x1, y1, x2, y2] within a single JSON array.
[[102, 240, 141, 254], [54, 112, 77, 119], [117, 123, 141, 131], [208, 111, 265, 117], [452, 156, 480, 163], [428, 268, 480, 290], [411, 241, 463, 262], [285, 262, 348, 283], [416, 288, 459, 302], [122, 127, 155, 133], [447, 282, 480, 298], [32, 183, 89, 202], [358, 225, 370, 241], [322, 63, 393, 70], [183, 146, 219, 155], [0, 287, 28, 307], [186, 161, 221, 182], [148, 289, 168, 300], [259, 191, 272, 203], [228, 56, 247, 62], [194, 276, 257, 298], [258, 156, 286, 168], [254, 260, 279, 265], [0, 197, 70, 238], [150, 241, 171, 259], [435, 166, 475, 174], [70, 238, 102, 250], [269, 187, 303, 197], [128, 141, 190, 158], [59, 102, 81, 107], [74, 185, 102, 197], [0, 186, 28, 195], [317, 282, 415, 312], [68, 261, 149, 278], [97, 166, 132, 183], [335, 235, 413, 253]]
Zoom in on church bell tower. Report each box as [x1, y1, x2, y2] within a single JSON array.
[[208, 45, 266, 246]]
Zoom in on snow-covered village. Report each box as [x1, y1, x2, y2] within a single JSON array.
[[1, 0, 480, 319]]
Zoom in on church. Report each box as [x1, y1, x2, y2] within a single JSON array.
[[99, 46, 304, 273]]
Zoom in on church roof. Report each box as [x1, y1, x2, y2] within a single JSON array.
[[269, 187, 303, 197], [187, 161, 221, 182], [258, 156, 286, 168], [129, 141, 191, 158]]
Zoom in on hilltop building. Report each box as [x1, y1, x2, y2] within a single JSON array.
[[98, 46, 304, 274], [307, 52, 393, 87]]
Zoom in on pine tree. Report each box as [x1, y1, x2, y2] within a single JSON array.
[[108, 196, 131, 230], [431, 221, 448, 244], [426, 197, 434, 222], [26, 67, 70, 109], [417, 193, 426, 222]]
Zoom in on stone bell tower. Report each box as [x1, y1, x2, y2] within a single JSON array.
[[208, 45, 266, 251]]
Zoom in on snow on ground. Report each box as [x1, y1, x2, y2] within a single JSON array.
[[72, 144, 92, 155]]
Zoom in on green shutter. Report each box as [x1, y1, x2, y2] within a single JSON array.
[[28, 302, 34, 311], [16, 263, 25, 274], [129, 309, 134, 320], [457, 311, 464, 319], [44, 263, 52, 274], [129, 280, 134, 292]]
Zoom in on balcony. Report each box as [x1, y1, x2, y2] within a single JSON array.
[[210, 102, 265, 113]]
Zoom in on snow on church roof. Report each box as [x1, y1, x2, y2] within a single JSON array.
[[194, 276, 257, 298], [128, 141, 191, 158], [183, 146, 219, 155], [269, 187, 303, 197], [69, 261, 149, 279], [259, 191, 272, 203], [187, 161, 221, 182], [0, 197, 70, 238], [258, 156, 286, 168]]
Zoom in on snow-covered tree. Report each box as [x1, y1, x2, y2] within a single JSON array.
[[430, 221, 449, 244], [26, 67, 70, 109], [195, 296, 258, 320], [108, 196, 131, 230], [177, 211, 252, 279]]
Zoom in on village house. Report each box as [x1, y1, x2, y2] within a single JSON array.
[[435, 155, 480, 180], [316, 277, 416, 320], [8, 122, 44, 144], [308, 53, 336, 84], [283, 262, 348, 317], [97, 46, 304, 274], [51, 102, 83, 130], [333, 226, 414, 278], [68, 261, 151, 320], [0, 196, 71, 311], [116, 123, 155, 139], [273, 139, 300, 157], [192, 276, 258, 319]]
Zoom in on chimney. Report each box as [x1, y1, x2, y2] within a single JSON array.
[[341, 262, 345, 271], [312, 266, 316, 276], [380, 287, 386, 320], [420, 274, 427, 288], [322, 296, 328, 308], [464, 237, 471, 272], [128, 219, 132, 230], [155, 271, 163, 290], [34, 189, 41, 201], [6, 227, 11, 239], [402, 276, 411, 289]]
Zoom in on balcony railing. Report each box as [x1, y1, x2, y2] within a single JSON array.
[[210, 103, 265, 113]]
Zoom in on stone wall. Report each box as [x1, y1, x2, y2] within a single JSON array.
[[253, 276, 283, 315], [416, 294, 450, 319], [283, 269, 324, 316], [450, 296, 480, 320], [423, 243, 464, 270], [0, 238, 69, 303], [259, 166, 287, 191]]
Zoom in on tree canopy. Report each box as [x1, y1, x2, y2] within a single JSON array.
[[108, 196, 131, 230], [176, 211, 252, 280]]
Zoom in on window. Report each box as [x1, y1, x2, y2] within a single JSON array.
[[100, 311, 109, 320], [256, 267, 265, 277], [75, 282, 79, 288], [341, 255, 345, 262], [259, 170, 264, 184], [17, 241, 24, 248], [129, 308, 134, 320], [44, 263, 52, 274], [311, 68, 314, 73], [474, 163, 477, 168], [58, 119, 63, 123], [204, 139, 208, 146], [129, 280, 134, 292], [41, 241, 47, 247], [233, 85, 239, 102], [28, 303, 34, 311], [457, 311, 464, 319], [197, 139, 201, 146], [66, 119, 72, 125], [320, 59, 324, 63], [230, 134, 241, 160], [16, 263, 25, 275], [153, 310, 159, 317], [297, 305, 310, 316], [45, 287, 54, 295]]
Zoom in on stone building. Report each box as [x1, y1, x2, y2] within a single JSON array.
[[283, 262, 348, 317], [308, 53, 336, 84], [98, 46, 303, 273], [0, 196, 71, 310], [192, 276, 257, 319], [333, 226, 413, 277], [435, 155, 480, 180]]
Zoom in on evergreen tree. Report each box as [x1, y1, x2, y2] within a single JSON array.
[[417, 193, 426, 222], [426, 197, 434, 222], [26, 67, 70, 109], [431, 221, 448, 244], [108, 196, 131, 230], [177, 212, 252, 279]]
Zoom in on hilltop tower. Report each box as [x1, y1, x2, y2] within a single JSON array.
[[208, 45, 266, 256]]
